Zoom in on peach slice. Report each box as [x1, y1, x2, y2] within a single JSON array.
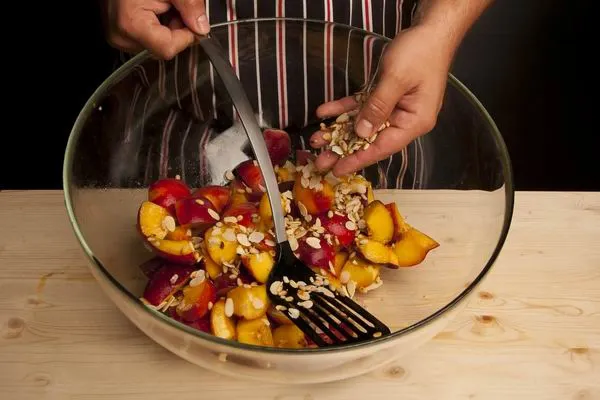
[[333, 251, 349, 276], [146, 237, 200, 265], [322, 214, 356, 248], [273, 325, 307, 349], [263, 128, 292, 166], [175, 196, 220, 230], [292, 175, 334, 215], [296, 237, 335, 270], [340, 256, 381, 289], [226, 284, 270, 320], [237, 317, 274, 347], [241, 251, 274, 284], [137, 201, 172, 240], [228, 178, 250, 206], [296, 149, 315, 166], [385, 202, 410, 241], [222, 202, 259, 228], [192, 185, 231, 213], [204, 226, 238, 266], [165, 225, 192, 241], [356, 237, 396, 266], [258, 192, 289, 229], [202, 253, 222, 280], [276, 163, 296, 183], [234, 160, 265, 195], [267, 306, 293, 326], [176, 278, 217, 322], [168, 308, 211, 333], [363, 200, 394, 244], [210, 299, 237, 340], [142, 265, 194, 306], [392, 227, 440, 267], [148, 178, 191, 215]]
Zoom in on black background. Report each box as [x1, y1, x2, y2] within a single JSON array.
[[2, 0, 597, 191]]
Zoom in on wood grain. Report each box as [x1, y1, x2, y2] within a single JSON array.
[[0, 190, 599, 400]]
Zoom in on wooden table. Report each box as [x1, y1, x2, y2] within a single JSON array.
[[1, 191, 599, 400]]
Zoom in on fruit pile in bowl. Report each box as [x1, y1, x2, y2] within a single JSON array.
[[137, 127, 439, 348]]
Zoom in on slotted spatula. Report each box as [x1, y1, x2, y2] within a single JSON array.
[[198, 35, 391, 346]]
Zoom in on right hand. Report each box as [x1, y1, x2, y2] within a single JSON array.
[[102, 0, 210, 60]]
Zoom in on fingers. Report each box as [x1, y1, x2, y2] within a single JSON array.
[[171, 0, 210, 35], [354, 74, 408, 139], [316, 96, 358, 119], [314, 150, 339, 172], [331, 125, 414, 177], [309, 131, 330, 149], [128, 11, 196, 60]]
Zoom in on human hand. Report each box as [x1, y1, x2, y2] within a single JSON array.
[[102, 0, 210, 60], [310, 25, 454, 177]]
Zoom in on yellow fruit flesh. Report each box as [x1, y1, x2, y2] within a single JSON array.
[[363, 200, 394, 244], [273, 325, 307, 349], [210, 299, 237, 340], [204, 226, 238, 266], [237, 317, 274, 346], [226, 285, 270, 320], [341, 256, 381, 289]]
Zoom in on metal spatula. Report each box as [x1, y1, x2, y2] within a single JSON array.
[[198, 36, 391, 346]]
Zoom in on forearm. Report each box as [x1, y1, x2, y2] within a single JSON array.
[[411, 0, 494, 57]]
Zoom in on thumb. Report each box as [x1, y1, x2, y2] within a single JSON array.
[[355, 74, 406, 138], [171, 0, 210, 35]]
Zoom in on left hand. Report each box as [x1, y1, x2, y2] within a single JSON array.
[[310, 25, 455, 177]]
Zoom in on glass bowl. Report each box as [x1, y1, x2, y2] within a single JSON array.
[[63, 18, 513, 384]]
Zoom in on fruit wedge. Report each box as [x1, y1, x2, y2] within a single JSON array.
[[263, 128, 292, 166], [176, 278, 217, 322], [392, 227, 440, 267], [273, 325, 307, 349], [226, 284, 270, 320], [146, 237, 200, 265], [142, 265, 195, 306], [210, 299, 237, 340], [242, 252, 274, 284], [137, 201, 172, 240], [237, 317, 274, 347], [192, 185, 231, 213], [363, 200, 394, 244], [148, 178, 191, 215], [292, 175, 334, 215], [340, 256, 380, 289], [204, 226, 238, 266]]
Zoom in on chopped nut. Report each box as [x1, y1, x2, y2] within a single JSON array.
[[207, 209, 220, 220], [225, 298, 234, 317], [236, 233, 251, 247]]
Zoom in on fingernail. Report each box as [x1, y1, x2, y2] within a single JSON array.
[[197, 15, 210, 34], [355, 119, 373, 138]]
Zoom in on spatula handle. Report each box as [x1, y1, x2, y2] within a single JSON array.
[[198, 36, 287, 244]]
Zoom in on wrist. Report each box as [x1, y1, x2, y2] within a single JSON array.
[[410, 0, 494, 60]]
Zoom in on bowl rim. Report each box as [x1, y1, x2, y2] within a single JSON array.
[[63, 17, 515, 355]]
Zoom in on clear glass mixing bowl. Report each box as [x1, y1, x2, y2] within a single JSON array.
[[63, 18, 513, 384]]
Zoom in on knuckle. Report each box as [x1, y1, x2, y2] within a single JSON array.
[[160, 45, 179, 60], [364, 96, 389, 121]]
